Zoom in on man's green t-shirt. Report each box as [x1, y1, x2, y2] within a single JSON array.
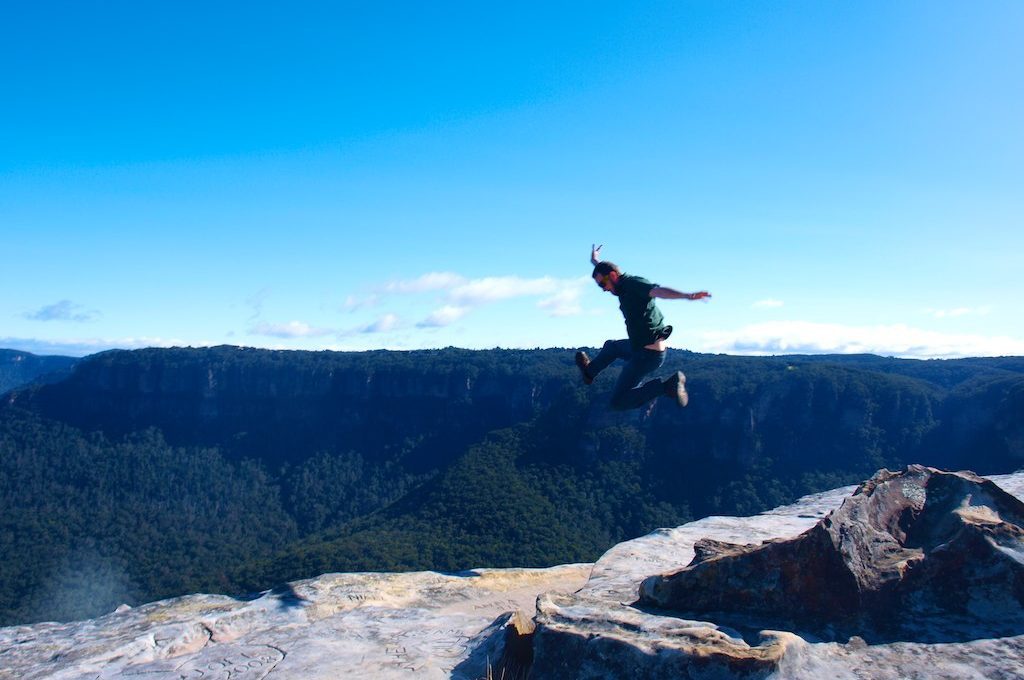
[[617, 274, 666, 350]]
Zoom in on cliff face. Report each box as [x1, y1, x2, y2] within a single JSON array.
[[8, 347, 1009, 463], [925, 374, 1024, 472], [5, 346, 1022, 494], [6, 347, 561, 469]]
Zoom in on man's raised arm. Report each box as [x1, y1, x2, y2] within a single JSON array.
[[650, 287, 711, 301]]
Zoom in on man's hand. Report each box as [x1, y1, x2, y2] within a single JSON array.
[[591, 243, 603, 266], [690, 291, 711, 300]]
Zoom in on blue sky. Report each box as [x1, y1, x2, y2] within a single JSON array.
[[2, 2, 1022, 358]]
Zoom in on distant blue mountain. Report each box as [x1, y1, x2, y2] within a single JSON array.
[[0, 349, 78, 395]]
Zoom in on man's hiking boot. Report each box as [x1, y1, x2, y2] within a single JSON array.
[[575, 351, 594, 385], [665, 371, 688, 407]]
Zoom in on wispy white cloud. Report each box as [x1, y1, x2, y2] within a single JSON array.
[[342, 293, 380, 311], [359, 314, 401, 334], [700, 321, 1024, 359], [417, 305, 470, 328], [249, 321, 334, 338], [538, 288, 585, 317], [752, 299, 784, 309], [447, 276, 560, 305], [382, 272, 466, 294], [23, 300, 100, 323], [926, 305, 993, 319], [361, 272, 589, 325], [333, 313, 405, 337]]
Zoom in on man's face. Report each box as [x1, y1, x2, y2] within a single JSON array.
[[594, 271, 617, 295]]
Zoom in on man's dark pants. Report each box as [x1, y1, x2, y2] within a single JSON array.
[[588, 339, 666, 411]]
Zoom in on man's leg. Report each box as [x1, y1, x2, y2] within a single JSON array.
[[609, 349, 667, 411], [577, 339, 631, 383]]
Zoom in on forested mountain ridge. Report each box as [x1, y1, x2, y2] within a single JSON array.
[[9, 347, 1023, 474], [1, 346, 1021, 626]]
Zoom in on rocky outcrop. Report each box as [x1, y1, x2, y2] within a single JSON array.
[[529, 470, 1024, 679], [639, 466, 1024, 642], [528, 483, 856, 679]]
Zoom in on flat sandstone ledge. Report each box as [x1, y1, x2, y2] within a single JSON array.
[[0, 565, 590, 679]]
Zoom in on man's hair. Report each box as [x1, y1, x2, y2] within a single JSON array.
[[592, 261, 621, 277]]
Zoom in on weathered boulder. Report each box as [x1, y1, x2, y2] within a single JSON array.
[[532, 591, 801, 679], [530, 470, 1024, 679], [640, 465, 1024, 641], [529, 484, 855, 679]]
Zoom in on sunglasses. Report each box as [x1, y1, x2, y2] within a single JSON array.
[[595, 273, 613, 289]]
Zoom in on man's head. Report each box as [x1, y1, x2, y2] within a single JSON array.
[[592, 261, 621, 294]]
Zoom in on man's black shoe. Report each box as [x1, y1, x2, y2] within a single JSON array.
[[665, 371, 688, 407], [575, 351, 594, 385]]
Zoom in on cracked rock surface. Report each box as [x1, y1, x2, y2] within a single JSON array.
[[0, 566, 589, 679]]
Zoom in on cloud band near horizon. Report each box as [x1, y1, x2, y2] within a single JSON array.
[[6, 318, 1023, 360], [700, 321, 1024, 359]]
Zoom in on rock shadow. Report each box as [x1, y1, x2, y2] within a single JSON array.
[[234, 583, 310, 611], [630, 599, 1024, 646], [450, 612, 533, 680]]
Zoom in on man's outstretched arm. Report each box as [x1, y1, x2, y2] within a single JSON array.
[[650, 287, 711, 300]]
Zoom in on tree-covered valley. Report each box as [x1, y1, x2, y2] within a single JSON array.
[[1, 346, 1022, 626]]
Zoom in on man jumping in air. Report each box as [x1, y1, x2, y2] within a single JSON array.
[[576, 244, 711, 411]]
